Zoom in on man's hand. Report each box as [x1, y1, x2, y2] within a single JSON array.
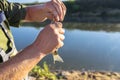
[[25, 0, 66, 22], [32, 22, 65, 55]]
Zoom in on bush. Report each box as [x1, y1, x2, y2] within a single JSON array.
[[29, 62, 57, 80]]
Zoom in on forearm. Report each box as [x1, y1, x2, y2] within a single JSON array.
[[0, 44, 46, 80], [24, 5, 38, 22]]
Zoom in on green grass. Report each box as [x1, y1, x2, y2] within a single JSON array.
[[29, 62, 57, 80]]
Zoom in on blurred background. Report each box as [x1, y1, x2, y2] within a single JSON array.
[[8, 0, 120, 72]]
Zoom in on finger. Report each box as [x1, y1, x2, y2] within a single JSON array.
[[48, 6, 59, 21], [57, 39, 64, 48], [56, 0, 66, 21], [46, 12, 54, 20], [59, 34, 65, 41], [52, 11, 59, 21], [59, 40, 64, 48], [61, 2, 67, 21], [54, 22, 62, 28], [52, 2, 63, 21], [56, 0, 64, 19], [60, 1, 66, 16], [59, 28, 65, 34], [46, 12, 58, 21]]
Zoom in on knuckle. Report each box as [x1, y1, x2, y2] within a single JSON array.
[[60, 41, 64, 47], [55, 38, 60, 45], [60, 34, 64, 40], [55, 36, 64, 48], [49, 24, 55, 29], [62, 35, 65, 40], [58, 41, 61, 47], [56, 22, 62, 27], [61, 28, 65, 34], [62, 42, 64, 46]]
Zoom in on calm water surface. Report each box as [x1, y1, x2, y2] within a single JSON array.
[[11, 23, 120, 72]]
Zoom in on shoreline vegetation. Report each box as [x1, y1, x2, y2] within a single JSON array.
[[22, 0, 120, 79], [21, 22, 120, 32], [29, 63, 120, 80]]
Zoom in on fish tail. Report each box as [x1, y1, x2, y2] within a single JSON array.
[[53, 54, 64, 64]]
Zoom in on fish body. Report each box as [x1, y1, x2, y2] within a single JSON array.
[[52, 49, 64, 64]]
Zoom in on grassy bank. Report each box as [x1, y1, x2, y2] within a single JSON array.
[[29, 62, 120, 80]]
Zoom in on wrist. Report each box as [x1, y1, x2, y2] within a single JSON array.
[[25, 6, 32, 21], [25, 4, 45, 22], [31, 43, 47, 57]]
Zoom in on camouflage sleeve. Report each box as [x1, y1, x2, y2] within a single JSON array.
[[0, 0, 26, 27]]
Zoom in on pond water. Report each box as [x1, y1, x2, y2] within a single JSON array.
[[11, 23, 120, 72]]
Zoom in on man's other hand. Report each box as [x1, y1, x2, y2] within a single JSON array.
[[25, 0, 66, 22]]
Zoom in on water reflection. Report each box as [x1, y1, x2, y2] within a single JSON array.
[[11, 23, 120, 72]]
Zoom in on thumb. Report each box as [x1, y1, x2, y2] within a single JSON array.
[[46, 12, 56, 21]]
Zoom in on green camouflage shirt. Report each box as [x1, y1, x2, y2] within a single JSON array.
[[0, 0, 26, 56]]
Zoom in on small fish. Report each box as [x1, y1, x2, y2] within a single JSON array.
[[52, 49, 64, 64]]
